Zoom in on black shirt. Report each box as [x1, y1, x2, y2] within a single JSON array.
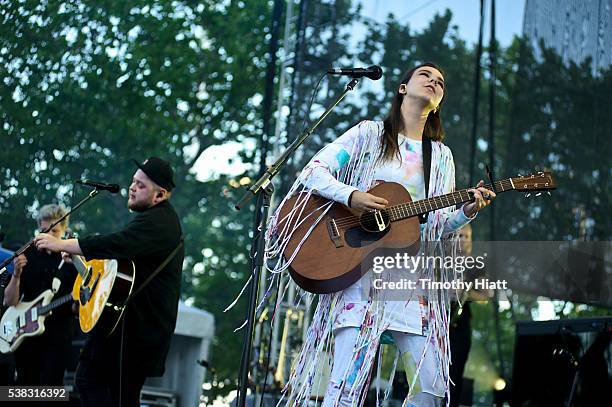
[[78, 200, 183, 376], [18, 247, 78, 340]]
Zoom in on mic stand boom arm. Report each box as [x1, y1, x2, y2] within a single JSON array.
[[0, 188, 102, 275], [233, 77, 359, 407], [235, 77, 359, 210]]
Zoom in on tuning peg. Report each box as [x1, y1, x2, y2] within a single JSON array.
[[547, 192, 551, 196], [525, 193, 531, 198], [536, 192, 542, 197]]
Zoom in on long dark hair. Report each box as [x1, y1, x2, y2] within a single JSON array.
[[380, 62, 446, 161]]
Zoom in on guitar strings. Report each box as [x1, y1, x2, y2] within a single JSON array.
[[330, 180, 512, 229], [330, 192, 470, 228]]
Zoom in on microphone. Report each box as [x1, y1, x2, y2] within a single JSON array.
[[76, 179, 121, 193], [327, 65, 382, 80]]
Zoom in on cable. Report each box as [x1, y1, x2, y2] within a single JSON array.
[[398, 0, 442, 22], [298, 72, 327, 134], [118, 312, 126, 406], [258, 273, 282, 407]]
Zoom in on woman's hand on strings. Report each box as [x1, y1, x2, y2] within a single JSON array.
[[348, 191, 388, 216], [463, 180, 496, 217]]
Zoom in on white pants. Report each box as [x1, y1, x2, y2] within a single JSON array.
[[322, 328, 445, 407]]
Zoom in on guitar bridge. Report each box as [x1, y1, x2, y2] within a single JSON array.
[[326, 218, 344, 248], [79, 273, 101, 305]]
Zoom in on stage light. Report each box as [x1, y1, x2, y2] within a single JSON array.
[[494, 378, 506, 391], [229, 177, 252, 188]]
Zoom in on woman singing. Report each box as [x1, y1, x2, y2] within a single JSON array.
[[266, 62, 495, 407]]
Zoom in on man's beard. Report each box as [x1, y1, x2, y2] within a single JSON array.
[[128, 199, 151, 212]]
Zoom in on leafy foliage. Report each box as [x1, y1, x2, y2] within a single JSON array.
[[0, 0, 270, 386]]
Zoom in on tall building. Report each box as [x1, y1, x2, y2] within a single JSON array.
[[523, 0, 611, 75]]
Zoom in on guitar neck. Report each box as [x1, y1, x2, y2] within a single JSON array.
[[36, 254, 86, 316], [72, 255, 89, 280], [390, 178, 515, 221], [38, 293, 73, 315]]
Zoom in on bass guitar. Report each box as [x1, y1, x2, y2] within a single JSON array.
[[277, 171, 556, 294]]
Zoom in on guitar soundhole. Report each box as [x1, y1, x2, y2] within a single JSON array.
[[344, 226, 388, 248]]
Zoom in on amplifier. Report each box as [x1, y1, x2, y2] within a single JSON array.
[[511, 317, 611, 406]]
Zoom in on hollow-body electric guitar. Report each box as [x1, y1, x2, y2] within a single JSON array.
[[278, 171, 556, 294]]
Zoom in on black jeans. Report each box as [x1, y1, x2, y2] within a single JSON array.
[[448, 318, 472, 407], [75, 357, 146, 407], [14, 333, 71, 386]]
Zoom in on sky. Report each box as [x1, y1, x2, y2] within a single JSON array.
[[359, 0, 525, 47], [193, 0, 527, 180]]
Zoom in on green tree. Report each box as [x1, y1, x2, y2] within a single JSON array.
[[0, 0, 273, 392], [498, 38, 610, 241]]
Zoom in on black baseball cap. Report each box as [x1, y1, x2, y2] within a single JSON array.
[[132, 157, 176, 191]]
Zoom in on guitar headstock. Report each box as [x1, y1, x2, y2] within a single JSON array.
[[511, 171, 556, 192]]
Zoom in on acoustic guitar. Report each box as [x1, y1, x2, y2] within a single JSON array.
[[277, 171, 556, 294], [71, 256, 135, 335]]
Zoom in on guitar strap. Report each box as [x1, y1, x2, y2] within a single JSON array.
[[419, 135, 432, 224], [120, 237, 184, 308]]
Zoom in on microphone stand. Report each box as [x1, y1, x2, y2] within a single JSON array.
[[234, 77, 359, 407], [0, 188, 102, 275]]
